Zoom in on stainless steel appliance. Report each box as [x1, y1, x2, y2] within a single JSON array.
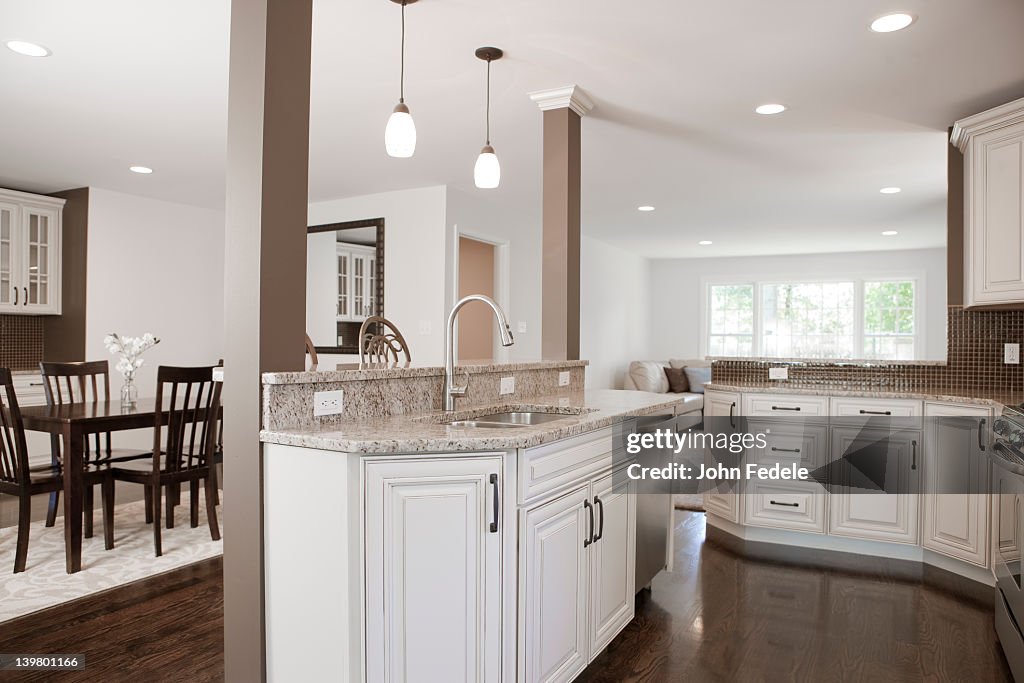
[[991, 405, 1024, 681]]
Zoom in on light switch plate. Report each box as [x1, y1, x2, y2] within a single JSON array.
[[212, 367, 224, 383], [558, 371, 571, 387], [517, 321, 528, 334], [1006, 343, 1020, 365], [500, 376, 515, 395], [314, 390, 344, 416], [418, 320, 432, 335], [768, 367, 789, 380]]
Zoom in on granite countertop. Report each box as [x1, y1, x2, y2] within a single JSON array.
[[259, 389, 686, 454], [264, 359, 589, 385], [706, 382, 1023, 408]]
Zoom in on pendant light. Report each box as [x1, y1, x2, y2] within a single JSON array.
[[385, 0, 417, 158], [474, 47, 503, 189]]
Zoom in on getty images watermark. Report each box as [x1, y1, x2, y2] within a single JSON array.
[[623, 428, 811, 482]]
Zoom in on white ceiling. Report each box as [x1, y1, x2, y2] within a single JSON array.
[[2, 0, 1023, 258]]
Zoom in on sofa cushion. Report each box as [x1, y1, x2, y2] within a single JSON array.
[[683, 366, 712, 394], [663, 366, 690, 393], [628, 361, 669, 393], [675, 392, 704, 414]]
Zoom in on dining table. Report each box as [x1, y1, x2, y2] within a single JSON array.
[[20, 398, 169, 574]]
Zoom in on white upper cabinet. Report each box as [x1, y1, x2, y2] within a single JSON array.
[[952, 97, 1024, 307], [336, 242, 376, 322], [0, 189, 63, 315]]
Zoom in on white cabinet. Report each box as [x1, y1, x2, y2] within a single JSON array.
[[952, 97, 1024, 307], [922, 402, 991, 567], [0, 189, 63, 315], [743, 423, 828, 533], [364, 455, 503, 683], [520, 466, 636, 683], [337, 243, 377, 322], [828, 426, 920, 544], [589, 472, 636, 655], [520, 484, 591, 683], [703, 389, 742, 523]]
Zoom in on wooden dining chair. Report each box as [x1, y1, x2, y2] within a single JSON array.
[[39, 360, 152, 535], [110, 365, 222, 557], [358, 316, 412, 364], [0, 368, 114, 572]]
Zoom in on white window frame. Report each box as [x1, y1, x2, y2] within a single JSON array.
[[699, 272, 926, 361]]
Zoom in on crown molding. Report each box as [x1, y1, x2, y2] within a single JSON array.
[[528, 85, 594, 117], [950, 96, 1024, 152]]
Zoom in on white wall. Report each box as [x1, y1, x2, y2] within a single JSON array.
[[581, 236, 651, 389], [86, 187, 226, 390], [446, 188, 543, 362], [647, 248, 948, 361], [308, 186, 449, 365]]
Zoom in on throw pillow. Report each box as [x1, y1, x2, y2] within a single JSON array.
[[628, 361, 669, 393], [663, 366, 690, 393], [683, 366, 712, 394]]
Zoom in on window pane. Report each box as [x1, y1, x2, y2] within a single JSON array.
[[761, 281, 854, 358], [708, 284, 754, 357], [863, 280, 916, 360]]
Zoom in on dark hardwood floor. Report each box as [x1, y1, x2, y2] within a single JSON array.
[[578, 511, 1012, 682], [0, 512, 1010, 682], [0, 558, 223, 682]]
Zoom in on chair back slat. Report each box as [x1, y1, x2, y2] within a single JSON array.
[[358, 316, 412, 364], [154, 366, 221, 475], [40, 361, 117, 463], [0, 368, 31, 486]]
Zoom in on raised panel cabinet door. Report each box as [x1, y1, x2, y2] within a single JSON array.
[[922, 404, 991, 566], [828, 426, 921, 544], [0, 203, 17, 312], [969, 122, 1024, 305], [336, 246, 351, 321], [20, 206, 60, 313], [520, 483, 591, 683], [589, 472, 636, 657], [702, 390, 742, 522], [364, 456, 503, 683]]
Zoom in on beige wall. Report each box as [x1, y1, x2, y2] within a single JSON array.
[[458, 237, 495, 361]]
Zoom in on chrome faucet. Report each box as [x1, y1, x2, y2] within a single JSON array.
[[444, 294, 515, 411]]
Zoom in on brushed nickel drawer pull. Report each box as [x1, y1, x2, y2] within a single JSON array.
[[859, 409, 892, 416], [769, 500, 800, 508]]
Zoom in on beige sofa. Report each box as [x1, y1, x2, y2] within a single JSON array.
[[624, 359, 709, 415]]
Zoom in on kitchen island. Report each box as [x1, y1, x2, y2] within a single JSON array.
[[260, 360, 687, 683]]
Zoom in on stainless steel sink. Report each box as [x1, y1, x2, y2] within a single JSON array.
[[444, 411, 573, 429]]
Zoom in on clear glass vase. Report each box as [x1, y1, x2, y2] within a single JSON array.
[[120, 375, 138, 409]]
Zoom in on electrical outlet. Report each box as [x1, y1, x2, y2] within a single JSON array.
[[768, 367, 789, 380], [558, 371, 571, 387], [314, 389, 344, 416], [212, 366, 224, 383], [500, 376, 515, 395], [1006, 343, 1021, 365], [517, 321, 528, 334]]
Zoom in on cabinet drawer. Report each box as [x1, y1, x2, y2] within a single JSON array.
[[744, 481, 826, 533], [519, 427, 618, 504], [830, 397, 922, 418], [12, 373, 46, 407], [748, 423, 828, 467], [743, 394, 829, 421]]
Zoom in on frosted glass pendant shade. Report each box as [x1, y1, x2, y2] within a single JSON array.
[[385, 102, 416, 158], [474, 145, 500, 189]]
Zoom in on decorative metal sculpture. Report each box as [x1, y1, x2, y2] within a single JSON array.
[[359, 316, 412, 365]]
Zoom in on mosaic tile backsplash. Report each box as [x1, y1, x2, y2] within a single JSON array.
[[712, 306, 1024, 392], [0, 315, 44, 371]]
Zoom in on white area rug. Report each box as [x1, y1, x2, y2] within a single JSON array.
[[0, 495, 223, 623]]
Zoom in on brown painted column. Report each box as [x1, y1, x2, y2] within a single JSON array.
[[530, 86, 593, 360], [223, 1, 312, 681]]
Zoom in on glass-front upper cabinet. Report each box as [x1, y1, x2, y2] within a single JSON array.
[[0, 190, 63, 315], [335, 242, 377, 322]]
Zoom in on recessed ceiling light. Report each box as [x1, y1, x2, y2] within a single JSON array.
[[879, 186, 901, 194], [870, 13, 915, 33], [6, 40, 50, 57], [637, 205, 655, 212], [698, 240, 713, 246], [129, 166, 153, 174], [881, 230, 899, 236], [755, 103, 786, 115]]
